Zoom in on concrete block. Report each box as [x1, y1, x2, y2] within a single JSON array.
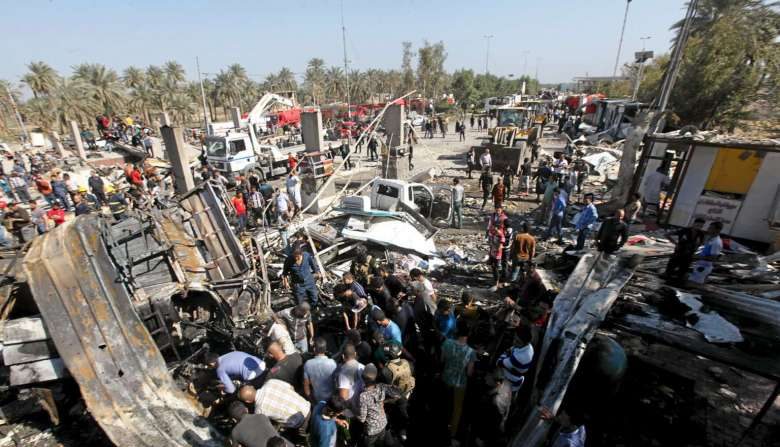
[[301, 110, 323, 152]]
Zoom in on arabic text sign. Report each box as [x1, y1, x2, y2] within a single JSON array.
[[691, 195, 741, 233]]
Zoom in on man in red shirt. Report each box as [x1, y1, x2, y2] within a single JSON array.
[[46, 201, 66, 227], [130, 165, 144, 190], [35, 175, 55, 206], [288, 153, 298, 173], [232, 191, 247, 234]]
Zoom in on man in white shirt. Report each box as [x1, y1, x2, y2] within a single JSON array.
[[285, 172, 301, 214], [642, 167, 670, 214], [479, 149, 492, 172], [451, 178, 465, 229]]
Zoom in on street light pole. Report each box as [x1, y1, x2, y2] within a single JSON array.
[[484, 35, 494, 75], [612, 0, 633, 77], [196, 56, 209, 131], [632, 36, 652, 101]]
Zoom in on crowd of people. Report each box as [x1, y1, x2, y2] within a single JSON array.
[[198, 238, 559, 447], [0, 147, 168, 247]]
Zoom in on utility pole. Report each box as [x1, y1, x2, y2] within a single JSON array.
[[484, 35, 494, 75], [5, 85, 28, 144], [612, 0, 633, 77], [196, 56, 209, 132], [341, 0, 351, 121], [656, 0, 698, 116], [632, 36, 652, 101]]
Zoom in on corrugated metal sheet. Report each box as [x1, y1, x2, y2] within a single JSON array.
[[178, 183, 249, 280], [22, 216, 222, 447]]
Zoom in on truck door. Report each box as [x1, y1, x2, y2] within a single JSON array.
[[411, 184, 434, 217], [372, 182, 402, 211], [430, 185, 453, 223]]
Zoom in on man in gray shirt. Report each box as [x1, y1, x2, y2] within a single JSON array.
[[303, 337, 337, 403]]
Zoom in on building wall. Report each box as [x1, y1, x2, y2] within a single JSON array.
[[732, 151, 780, 242], [668, 145, 717, 227], [667, 144, 779, 243]]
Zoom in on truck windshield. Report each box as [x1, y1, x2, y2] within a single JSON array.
[[498, 109, 528, 128], [206, 139, 227, 157]]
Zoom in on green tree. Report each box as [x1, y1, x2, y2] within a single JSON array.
[[164, 60, 186, 85], [123, 66, 146, 89], [401, 42, 415, 93], [22, 61, 59, 98], [304, 58, 327, 105], [416, 41, 447, 100], [72, 63, 125, 114], [450, 69, 479, 111], [660, 1, 778, 130]]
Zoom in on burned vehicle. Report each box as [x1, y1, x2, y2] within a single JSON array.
[[0, 182, 271, 446]]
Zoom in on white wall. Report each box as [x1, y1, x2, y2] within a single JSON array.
[[732, 152, 780, 243], [669, 145, 717, 227]]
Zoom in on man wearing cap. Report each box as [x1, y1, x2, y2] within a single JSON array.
[[78, 185, 100, 211], [279, 303, 315, 353], [107, 185, 128, 221], [282, 249, 321, 307]]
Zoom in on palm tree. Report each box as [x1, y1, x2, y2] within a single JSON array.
[[164, 60, 186, 84], [129, 84, 154, 124], [123, 66, 146, 89], [0, 80, 22, 136], [168, 93, 196, 125], [324, 66, 345, 103], [671, 0, 763, 37], [73, 64, 125, 114], [226, 64, 248, 108], [51, 78, 101, 129], [22, 61, 59, 98], [305, 58, 327, 105], [146, 65, 165, 90], [275, 67, 297, 92], [24, 78, 99, 142]]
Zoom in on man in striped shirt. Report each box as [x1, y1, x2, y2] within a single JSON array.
[[497, 324, 535, 393], [239, 379, 310, 429]]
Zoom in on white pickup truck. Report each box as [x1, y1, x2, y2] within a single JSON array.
[[339, 178, 453, 225]]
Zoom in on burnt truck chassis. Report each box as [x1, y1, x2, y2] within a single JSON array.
[[0, 182, 270, 447]]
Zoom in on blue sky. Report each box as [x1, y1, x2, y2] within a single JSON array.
[[1, 0, 686, 89]]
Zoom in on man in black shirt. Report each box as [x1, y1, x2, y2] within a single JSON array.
[[596, 210, 629, 254], [664, 217, 705, 284], [480, 170, 493, 210], [264, 342, 303, 388], [378, 266, 406, 299], [228, 402, 288, 447], [367, 276, 392, 312]]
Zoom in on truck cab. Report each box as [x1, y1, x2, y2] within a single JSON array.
[[370, 178, 453, 224], [205, 132, 288, 179]]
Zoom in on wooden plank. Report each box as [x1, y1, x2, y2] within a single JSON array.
[[3, 316, 50, 345], [3, 340, 59, 366], [607, 314, 780, 381], [9, 358, 68, 386]]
